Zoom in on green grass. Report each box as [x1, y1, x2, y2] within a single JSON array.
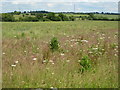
[[2, 21, 118, 88], [94, 14, 118, 19], [64, 13, 88, 17]]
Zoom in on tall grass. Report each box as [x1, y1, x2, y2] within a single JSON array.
[[2, 21, 118, 88]]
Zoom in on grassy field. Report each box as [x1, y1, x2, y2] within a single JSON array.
[[2, 21, 118, 88], [94, 14, 118, 19], [65, 13, 89, 17]]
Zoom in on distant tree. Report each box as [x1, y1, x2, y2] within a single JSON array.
[[53, 16, 61, 21], [31, 13, 36, 15], [19, 17, 24, 21], [23, 11, 27, 13], [88, 13, 94, 19], [46, 12, 55, 20], [2, 13, 15, 22], [58, 13, 69, 21], [81, 16, 85, 20], [42, 18, 51, 21], [22, 14, 25, 17], [20, 16, 39, 22], [101, 12, 104, 14], [26, 13, 29, 15], [35, 13, 43, 19], [0, 14, 2, 21], [69, 16, 75, 21], [13, 11, 21, 15]]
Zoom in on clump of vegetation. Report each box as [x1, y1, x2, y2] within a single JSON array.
[[79, 56, 91, 73], [50, 37, 59, 52], [21, 32, 25, 37], [110, 43, 118, 49], [1, 13, 15, 22]]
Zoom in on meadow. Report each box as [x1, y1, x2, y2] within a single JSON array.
[[94, 14, 118, 19], [2, 21, 118, 88]]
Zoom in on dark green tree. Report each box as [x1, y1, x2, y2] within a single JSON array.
[[35, 13, 43, 19], [13, 11, 21, 15], [2, 13, 15, 22], [46, 12, 55, 20], [69, 16, 75, 21], [58, 13, 69, 21]]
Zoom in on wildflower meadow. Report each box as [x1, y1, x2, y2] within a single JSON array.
[[2, 21, 118, 88]]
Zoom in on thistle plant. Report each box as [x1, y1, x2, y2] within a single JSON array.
[[79, 55, 91, 73], [50, 37, 59, 52]]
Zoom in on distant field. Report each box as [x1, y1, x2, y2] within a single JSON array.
[[2, 21, 118, 88], [14, 14, 35, 20], [94, 14, 118, 19], [65, 13, 88, 17]]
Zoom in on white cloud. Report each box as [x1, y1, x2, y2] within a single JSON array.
[[46, 2, 73, 7], [46, 3, 55, 7], [1, 0, 119, 2], [1, 0, 118, 13], [11, 0, 41, 5], [0, 4, 2, 7], [63, 3, 73, 6], [76, 8, 82, 11]]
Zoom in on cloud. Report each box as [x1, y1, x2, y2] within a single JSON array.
[[0, 4, 2, 7], [46, 3, 55, 7], [1, 0, 119, 2], [63, 3, 73, 6], [1, 1, 118, 13], [46, 2, 73, 8], [11, 0, 40, 5]]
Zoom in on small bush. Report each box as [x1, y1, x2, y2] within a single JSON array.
[[110, 43, 117, 49], [79, 56, 91, 73], [21, 32, 25, 37], [50, 37, 59, 52]]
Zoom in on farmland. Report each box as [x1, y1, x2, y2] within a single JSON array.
[[2, 21, 118, 88], [94, 14, 118, 19]]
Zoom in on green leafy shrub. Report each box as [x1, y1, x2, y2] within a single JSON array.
[[50, 37, 59, 52], [110, 43, 117, 49], [79, 56, 91, 73], [21, 32, 25, 37], [2, 13, 15, 22]]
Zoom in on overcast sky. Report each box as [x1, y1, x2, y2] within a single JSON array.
[[0, 0, 119, 13]]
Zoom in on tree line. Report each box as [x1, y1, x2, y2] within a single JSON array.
[[0, 11, 120, 22], [80, 14, 120, 21], [1, 12, 75, 22]]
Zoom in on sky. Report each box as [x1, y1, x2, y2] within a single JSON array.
[[0, 0, 119, 13]]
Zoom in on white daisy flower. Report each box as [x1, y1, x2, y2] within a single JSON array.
[[11, 64, 16, 67], [33, 58, 37, 61], [66, 60, 70, 62], [2, 52, 5, 55], [70, 45, 73, 47], [52, 72, 54, 75], [24, 51, 26, 53], [52, 62, 55, 64], [92, 48, 98, 50], [43, 60, 47, 63], [89, 51, 93, 54], [15, 61, 18, 64], [78, 60, 81, 62], [81, 40, 88, 43], [61, 53, 64, 56], [49, 60, 53, 63], [115, 54, 117, 57]]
